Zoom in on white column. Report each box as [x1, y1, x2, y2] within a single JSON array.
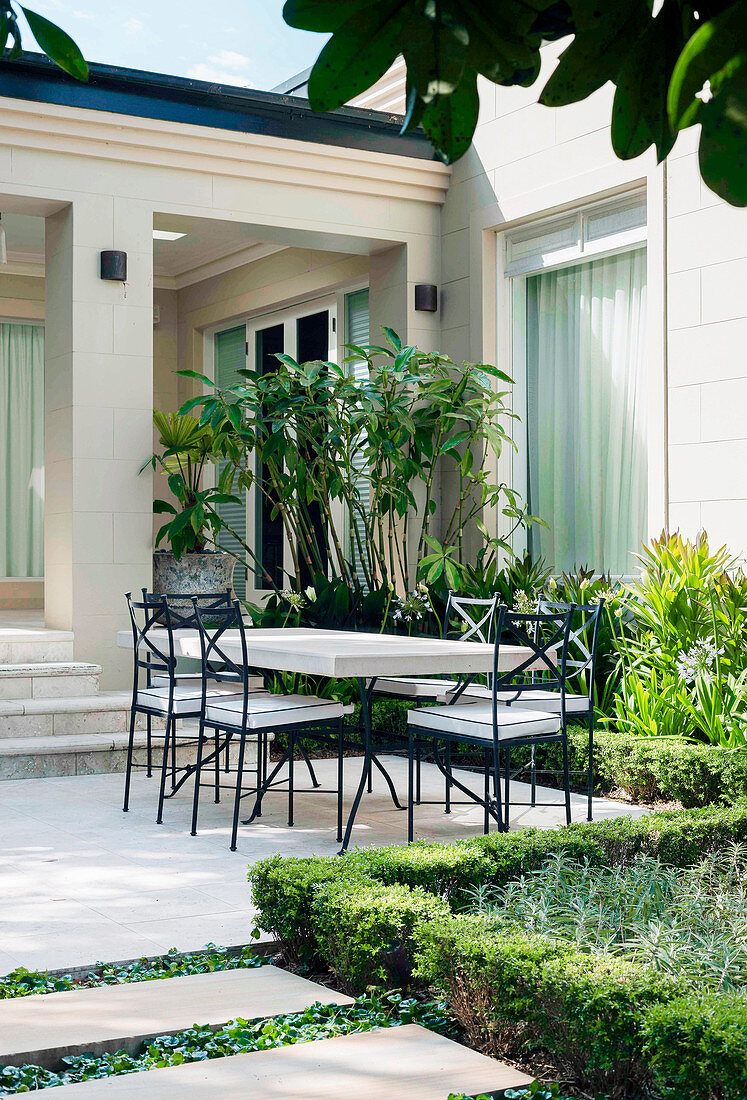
[[45, 199, 153, 688]]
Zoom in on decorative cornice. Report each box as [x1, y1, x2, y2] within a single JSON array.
[[0, 96, 451, 206]]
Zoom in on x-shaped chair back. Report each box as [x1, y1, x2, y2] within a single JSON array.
[[443, 592, 498, 643], [492, 603, 576, 715], [126, 591, 177, 696], [536, 598, 605, 703]]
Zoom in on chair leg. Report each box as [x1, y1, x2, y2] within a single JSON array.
[[156, 715, 173, 825], [415, 741, 422, 804], [530, 744, 537, 808], [407, 729, 414, 843], [444, 740, 452, 814], [299, 742, 321, 788], [288, 731, 295, 827], [587, 710, 595, 822], [225, 731, 231, 774], [490, 741, 505, 832], [171, 718, 177, 787], [123, 707, 137, 812], [483, 748, 490, 835], [214, 726, 221, 805], [562, 732, 572, 826], [504, 745, 511, 830], [336, 719, 344, 845], [230, 731, 248, 852], [190, 721, 208, 837], [146, 713, 152, 778]]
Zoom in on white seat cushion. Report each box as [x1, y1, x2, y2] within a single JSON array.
[[370, 676, 459, 699], [136, 685, 243, 716], [205, 693, 354, 731], [408, 701, 561, 741], [436, 684, 588, 714]]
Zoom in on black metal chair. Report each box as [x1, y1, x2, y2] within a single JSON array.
[[123, 591, 250, 825], [191, 599, 353, 851], [406, 604, 575, 840], [444, 599, 605, 821]]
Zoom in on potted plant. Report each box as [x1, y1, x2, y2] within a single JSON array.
[[142, 409, 240, 600]]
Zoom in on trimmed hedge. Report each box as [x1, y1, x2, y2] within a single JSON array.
[[415, 913, 683, 1095], [311, 880, 449, 993], [250, 803, 747, 966], [643, 994, 747, 1100]]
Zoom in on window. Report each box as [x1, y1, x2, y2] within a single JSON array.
[[507, 195, 648, 575], [213, 325, 247, 599], [0, 322, 44, 578]]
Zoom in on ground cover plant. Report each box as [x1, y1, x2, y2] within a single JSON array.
[[0, 944, 261, 1000], [0, 993, 453, 1095]]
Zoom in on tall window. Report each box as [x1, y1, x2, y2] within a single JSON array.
[[507, 196, 647, 575], [213, 325, 247, 599], [0, 323, 44, 577]]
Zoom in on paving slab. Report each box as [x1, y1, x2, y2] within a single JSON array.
[[0, 965, 352, 1068], [34, 1023, 533, 1098]]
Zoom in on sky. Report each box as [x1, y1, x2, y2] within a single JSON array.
[[17, 1, 327, 91]]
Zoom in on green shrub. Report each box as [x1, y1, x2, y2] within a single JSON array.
[[250, 803, 747, 964], [643, 993, 747, 1100], [312, 880, 449, 993], [415, 914, 681, 1095]]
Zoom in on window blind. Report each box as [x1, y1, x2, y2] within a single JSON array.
[[346, 289, 370, 589], [213, 325, 247, 599]]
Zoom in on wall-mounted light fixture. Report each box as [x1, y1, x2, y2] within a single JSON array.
[[100, 250, 127, 281], [414, 283, 438, 312]]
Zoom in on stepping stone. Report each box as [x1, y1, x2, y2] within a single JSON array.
[[35, 1024, 533, 1098], [0, 965, 352, 1068]]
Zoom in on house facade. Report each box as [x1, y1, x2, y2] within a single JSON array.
[[0, 46, 744, 687]]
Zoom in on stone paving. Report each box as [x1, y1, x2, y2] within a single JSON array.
[[0, 756, 648, 973]]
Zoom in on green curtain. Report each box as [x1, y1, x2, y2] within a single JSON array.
[[526, 248, 647, 576], [0, 323, 44, 577]]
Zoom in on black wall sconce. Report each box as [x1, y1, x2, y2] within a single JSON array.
[[414, 283, 438, 312], [100, 250, 127, 281]]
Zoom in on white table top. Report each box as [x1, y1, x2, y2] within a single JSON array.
[[116, 626, 540, 679]]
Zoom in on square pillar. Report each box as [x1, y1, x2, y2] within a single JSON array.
[[45, 199, 153, 688]]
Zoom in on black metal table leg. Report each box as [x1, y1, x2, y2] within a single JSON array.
[[338, 676, 374, 854]]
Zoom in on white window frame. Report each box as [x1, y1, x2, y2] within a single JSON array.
[[501, 192, 648, 564]]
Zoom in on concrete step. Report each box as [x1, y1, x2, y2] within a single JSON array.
[[0, 661, 102, 700], [0, 693, 146, 739], [0, 628, 74, 663], [0, 730, 172, 780], [0, 964, 352, 1068], [41, 1023, 532, 1099]]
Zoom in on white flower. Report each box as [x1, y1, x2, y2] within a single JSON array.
[[513, 590, 535, 614], [676, 638, 723, 684], [280, 589, 307, 612], [304, 586, 317, 602]]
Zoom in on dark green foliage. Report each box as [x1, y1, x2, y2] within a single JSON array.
[[0, 945, 261, 1001], [416, 914, 682, 1095], [0, 992, 454, 1095], [311, 879, 449, 992], [643, 993, 747, 1100]]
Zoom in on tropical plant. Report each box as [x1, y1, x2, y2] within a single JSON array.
[[141, 409, 240, 559], [285, 0, 747, 207], [179, 328, 530, 597], [613, 533, 747, 746]]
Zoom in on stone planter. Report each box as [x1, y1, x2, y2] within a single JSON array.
[[152, 551, 236, 614]]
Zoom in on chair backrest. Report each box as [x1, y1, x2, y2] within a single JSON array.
[[142, 588, 233, 630], [443, 592, 499, 644], [191, 599, 252, 727], [126, 591, 177, 698], [536, 598, 605, 703], [492, 603, 576, 718]]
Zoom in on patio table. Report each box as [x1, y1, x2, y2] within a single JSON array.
[[116, 626, 542, 850]]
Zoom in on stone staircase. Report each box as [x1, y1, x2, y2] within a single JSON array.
[[0, 627, 163, 780]]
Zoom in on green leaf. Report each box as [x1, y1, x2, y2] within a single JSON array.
[[668, 0, 747, 131], [307, 1, 408, 113], [698, 67, 747, 207], [610, 0, 682, 162], [421, 70, 480, 163], [153, 500, 177, 515], [176, 369, 215, 386], [382, 326, 402, 352], [21, 6, 87, 80], [539, 1, 648, 108], [282, 0, 369, 33]]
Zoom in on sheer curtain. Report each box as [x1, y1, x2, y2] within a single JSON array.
[[526, 248, 647, 575], [0, 323, 44, 577]]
